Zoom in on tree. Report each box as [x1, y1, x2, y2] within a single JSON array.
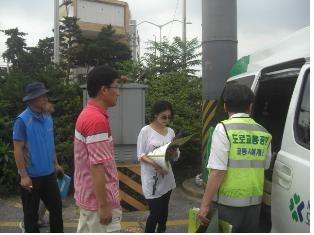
[[1, 29, 54, 74], [59, 18, 131, 82], [1, 28, 27, 70], [34, 37, 54, 67], [115, 59, 145, 82], [143, 37, 201, 79], [59, 16, 83, 82], [79, 25, 131, 68]]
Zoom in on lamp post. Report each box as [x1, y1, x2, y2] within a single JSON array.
[[53, 0, 60, 64], [132, 19, 191, 42]]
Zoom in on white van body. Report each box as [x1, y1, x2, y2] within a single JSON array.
[[271, 61, 310, 232], [225, 27, 310, 233]]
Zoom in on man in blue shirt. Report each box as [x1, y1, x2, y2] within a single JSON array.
[[13, 82, 64, 232]]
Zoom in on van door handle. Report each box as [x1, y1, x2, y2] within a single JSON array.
[[275, 164, 292, 189]]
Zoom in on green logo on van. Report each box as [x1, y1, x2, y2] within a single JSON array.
[[289, 193, 305, 223]]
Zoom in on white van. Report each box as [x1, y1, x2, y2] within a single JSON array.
[[225, 27, 310, 232]]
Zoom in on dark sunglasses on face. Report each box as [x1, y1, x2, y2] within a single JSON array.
[[160, 115, 172, 120]]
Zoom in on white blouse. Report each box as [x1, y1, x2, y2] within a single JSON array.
[[137, 125, 179, 199]]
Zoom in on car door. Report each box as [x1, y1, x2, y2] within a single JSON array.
[[271, 63, 310, 232]]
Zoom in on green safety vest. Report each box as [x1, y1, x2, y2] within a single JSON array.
[[216, 117, 272, 207]]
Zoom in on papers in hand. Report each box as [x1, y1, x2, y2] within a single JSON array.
[[147, 134, 194, 171]]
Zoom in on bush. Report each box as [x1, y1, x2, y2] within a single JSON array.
[[146, 72, 202, 165], [0, 140, 19, 194]]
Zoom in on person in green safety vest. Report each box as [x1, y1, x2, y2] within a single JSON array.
[[197, 83, 272, 232]]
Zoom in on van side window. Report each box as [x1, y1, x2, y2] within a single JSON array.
[[294, 70, 310, 149]]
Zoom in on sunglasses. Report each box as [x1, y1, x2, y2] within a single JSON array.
[[160, 115, 173, 120], [108, 85, 121, 90]]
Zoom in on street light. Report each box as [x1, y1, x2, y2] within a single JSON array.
[[54, 0, 60, 64], [131, 19, 192, 42]]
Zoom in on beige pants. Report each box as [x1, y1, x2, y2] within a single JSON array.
[[77, 207, 122, 233]]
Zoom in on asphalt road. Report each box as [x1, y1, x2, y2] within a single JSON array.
[[0, 184, 201, 233]]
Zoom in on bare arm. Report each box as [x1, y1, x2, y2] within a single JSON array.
[[54, 150, 64, 174], [140, 155, 167, 176], [197, 169, 225, 225], [13, 140, 32, 191], [90, 164, 112, 225]]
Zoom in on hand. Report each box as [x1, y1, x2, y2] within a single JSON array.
[[197, 206, 210, 226], [155, 165, 168, 176], [166, 147, 178, 159], [20, 176, 33, 192], [98, 206, 112, 225], [55, 164, 64, 175]]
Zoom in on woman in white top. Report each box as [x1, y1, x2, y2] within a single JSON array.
[[137, 100, 180, 233]]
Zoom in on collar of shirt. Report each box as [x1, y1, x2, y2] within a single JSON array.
[[87, 99, 108, 118], [230, 113, 250, 118], [27, 106, 45, 120]]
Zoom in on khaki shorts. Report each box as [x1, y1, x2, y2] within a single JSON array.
[[77, 207, 122, 233]]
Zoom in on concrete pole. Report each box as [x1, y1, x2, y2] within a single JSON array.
[[129, 20, 137, 61], [153, 34, 157, 57], [182, 0, 187, 72], [201, 0, 237, 181], [182, 0, 186, 44], [54, 0, 60, 64], [159, 27, 162, 43]]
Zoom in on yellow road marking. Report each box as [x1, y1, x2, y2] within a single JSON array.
[[0, 219, 188, 228]]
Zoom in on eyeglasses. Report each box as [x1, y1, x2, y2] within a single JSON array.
[[160, 115, 172, 120], [108, 85, 121, 90]]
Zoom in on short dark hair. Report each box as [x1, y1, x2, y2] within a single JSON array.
[[87, 65, 120, 97], [223, 83, 254, 113], [151, 100, 174, 117]]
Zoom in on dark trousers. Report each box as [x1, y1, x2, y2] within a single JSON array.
[[145, 190, 172, 233], [217, 203, 261, 233], [20, 173, 63, 233]]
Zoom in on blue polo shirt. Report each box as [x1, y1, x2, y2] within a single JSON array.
[[13, 107, 55, 177]]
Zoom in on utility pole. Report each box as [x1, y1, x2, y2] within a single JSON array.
[[129, 20, 137, 61], [201, 0, 237, 183], [182, 0, 186, 44], [182, 0, 187, 72], [153, 34, 157, 58], [54, 0, 60, 64]]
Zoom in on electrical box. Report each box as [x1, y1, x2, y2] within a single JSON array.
[[81, 83, 147, 162]]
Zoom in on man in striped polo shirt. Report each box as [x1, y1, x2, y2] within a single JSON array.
[[74, 65, 122, 233], [198, 84, 272, 232]]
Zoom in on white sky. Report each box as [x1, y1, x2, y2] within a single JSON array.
[[0, 0, 310, 67]]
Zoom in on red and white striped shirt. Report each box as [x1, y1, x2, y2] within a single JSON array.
[[74, 100, 120, 210]]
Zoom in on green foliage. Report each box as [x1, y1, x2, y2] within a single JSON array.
[[78, 25, 131, 69], [144, 37, 201, 79], [58, 18, 131, 83], [1, 28, 27, 70], [0, 19, 205, 193], [146, 72, 202, 163], [0, 67, 82, 194], [0, 21, 133, 194], [59, 16, 83, 82], [0, 140, 18, 194], [1, 28, 54, 74], [115, 60, 145, 82]]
